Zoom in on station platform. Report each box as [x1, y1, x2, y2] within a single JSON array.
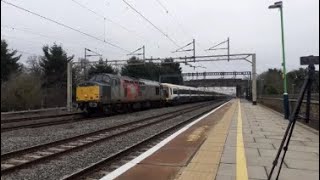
[[104, 99, 319, 180]]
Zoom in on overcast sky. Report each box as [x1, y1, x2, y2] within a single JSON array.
[[1, 0, 319, 74]]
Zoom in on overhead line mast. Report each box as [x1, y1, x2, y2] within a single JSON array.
[[172, 39, 195, 60], [153, 0, 210, 65], [172, 39, 198, 69], [127, 46, 146, 61], [206, 38, 230, 61]]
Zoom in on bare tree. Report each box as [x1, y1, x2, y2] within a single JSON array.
[[26, 55, 42, 76]]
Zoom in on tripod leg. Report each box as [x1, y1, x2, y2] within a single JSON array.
[[306, 64, 316, 123], [275, 118, 297, 180], [305, 81, 312, 123], [267, 121, 293, 180], [268, 77, 310, 180]]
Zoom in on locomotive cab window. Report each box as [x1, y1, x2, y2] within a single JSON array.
[[89, 76, 96, 81], [112, 79, 117, 86], [155, 87, 159, 95], [102, 75, 110, 83], [89, 75, 110, 84], [95, 75, 103, 82]]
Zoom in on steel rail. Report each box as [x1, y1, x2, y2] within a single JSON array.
[[1, 112, 83, 124], [61, 101, 226, 180], [1, 113, 84, 132], [1, 101, 218, 175]]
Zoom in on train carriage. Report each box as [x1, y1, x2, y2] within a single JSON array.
[[161, 83, 219, 105]]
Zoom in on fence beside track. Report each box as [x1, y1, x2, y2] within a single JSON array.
[[258, 96, 319, 130]]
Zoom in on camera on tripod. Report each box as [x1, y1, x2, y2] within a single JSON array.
[[268, 55, 318, 180], [300, 55, 319, 65]]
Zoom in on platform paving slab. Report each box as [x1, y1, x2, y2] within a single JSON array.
[[114, 100, 237, 180], [215, 99, 319, 180], [238, 100, 319, 180], [175, 102, 237, 180], [109, 99, 318, 180], [266, 167, 319, 180]]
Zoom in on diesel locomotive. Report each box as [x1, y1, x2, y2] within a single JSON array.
[[76, 73, 227, 114]]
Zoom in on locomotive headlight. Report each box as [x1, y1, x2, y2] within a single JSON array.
[[89, 102, 97, 107]]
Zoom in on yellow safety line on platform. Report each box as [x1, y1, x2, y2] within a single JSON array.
[[236, 99, 248, 180]]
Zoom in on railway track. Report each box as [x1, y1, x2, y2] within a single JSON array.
[[1, 101, 220, 132], [1, 107, 67, 120], [1, 112, 84, 132], [1, 112, 81, 124], [61, 100, 226, 180], [1, 100, 223, 176]]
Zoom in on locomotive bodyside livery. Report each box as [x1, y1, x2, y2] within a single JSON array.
[[76, 74, 163, 114]]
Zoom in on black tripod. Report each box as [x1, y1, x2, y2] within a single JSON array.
[[267, 63, 316, 180]]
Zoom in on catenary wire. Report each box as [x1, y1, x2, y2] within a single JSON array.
[[1, 0, 130, 53], [121, 0, 180, 48], [1, 25, 110, 56], [153, 0, 221, 70], [71, 0, 161, 49]]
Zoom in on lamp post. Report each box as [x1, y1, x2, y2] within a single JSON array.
[[269, 1, 289, 119]]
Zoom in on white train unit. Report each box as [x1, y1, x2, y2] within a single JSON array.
[[161, 83, 225, 105]]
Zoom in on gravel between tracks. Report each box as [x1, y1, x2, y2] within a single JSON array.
[[1, 102, 208, 154], [1, 102, 221, 180]]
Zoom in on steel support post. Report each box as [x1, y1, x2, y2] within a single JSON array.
[[67, 62, 73, 112], [252, 54, 257, 105], [193, 39, 195, 62], [84, 48, 87, 81], [227, 37, 230, 61], [143, 45, 145, 61], [280, 6, 289, 119]]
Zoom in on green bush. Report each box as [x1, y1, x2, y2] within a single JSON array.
[[1, 73, 43, 111]]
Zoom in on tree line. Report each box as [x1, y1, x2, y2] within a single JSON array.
[[2, 39, 318, 111], [1, 39, 183, 111], [1, 40, 75, 111], [257, 68, 319, 95]]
